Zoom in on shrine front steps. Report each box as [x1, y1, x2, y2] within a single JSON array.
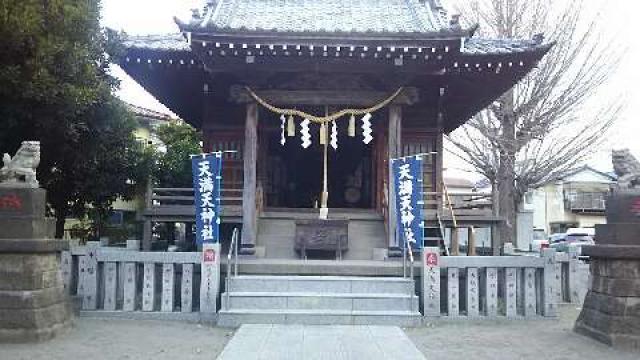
[[218, 275, 421, 327]]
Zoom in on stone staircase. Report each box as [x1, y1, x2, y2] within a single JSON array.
[[218, 275, 421, 327]]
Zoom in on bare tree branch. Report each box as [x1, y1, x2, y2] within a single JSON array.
[[447, 0, 624, 246]]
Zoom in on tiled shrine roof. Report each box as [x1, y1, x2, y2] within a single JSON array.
[[179, 0, 459, 37], [123, 33, 550, 58], [123, 34, 190, 52], [463, 36, 548, 55]]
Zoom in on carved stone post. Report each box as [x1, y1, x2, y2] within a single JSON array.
[[241, 103, 258, 255]]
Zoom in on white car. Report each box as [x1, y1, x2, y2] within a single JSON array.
[[551, 233, 594, 255]]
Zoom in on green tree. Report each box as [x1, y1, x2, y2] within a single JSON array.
[[0, 0, 150, 237], [154, 122, 202, 187]]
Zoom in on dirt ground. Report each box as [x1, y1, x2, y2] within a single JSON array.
[[2, 318, 234, 360], [406, 305, 637, 360], [2, 305, 636, 360]]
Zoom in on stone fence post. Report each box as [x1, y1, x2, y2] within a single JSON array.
[[200, 243, 221, 313], [423, 247, 441, 317], [542, 248, 558, 317]]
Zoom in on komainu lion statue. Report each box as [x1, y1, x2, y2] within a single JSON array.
[[612, 149, 640, 189], [0, 141, 41, 188]]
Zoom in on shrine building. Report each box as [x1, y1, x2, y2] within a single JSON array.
[[120, 0, 550, 259]]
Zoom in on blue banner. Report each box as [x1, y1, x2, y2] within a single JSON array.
[[392, 156, 423, 250], [191, 153, 222, 244]]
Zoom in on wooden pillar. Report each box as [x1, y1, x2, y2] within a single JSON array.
[[450, 227, 459, 256], [241, 102, 258, 254], [387, 105, 402, 254], [435, 107, 445, 229], [467, 226, 477, 256], [142, 181, 153, 251]]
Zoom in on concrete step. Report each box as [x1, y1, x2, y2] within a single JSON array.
[[221, 292, 419, 312], [227, 275, 415, 294], [217, 309, 422, 327]]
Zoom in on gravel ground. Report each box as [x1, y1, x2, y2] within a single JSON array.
[[2, 318, 234, 360], [406, 304, 637, 360]]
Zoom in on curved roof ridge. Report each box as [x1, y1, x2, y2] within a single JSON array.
[[405, 0, 437, 33], [422, 0, 451, 30], [122, 33, 190, 51]]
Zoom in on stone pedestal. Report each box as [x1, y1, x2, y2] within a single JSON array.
[[0, 187, 71, 343], [574, 189, 640, 351]]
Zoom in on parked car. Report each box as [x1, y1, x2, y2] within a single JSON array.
[[530, 229, 549, 252], [550, 231, 594, 255], [548, 233, 567, 244], [566, 227, 595, 237]]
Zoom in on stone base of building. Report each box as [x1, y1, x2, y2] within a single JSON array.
[[574, 245, 640, 352], [0, 239, 72, 343]]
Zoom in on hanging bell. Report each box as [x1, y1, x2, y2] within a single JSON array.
[[287, 114, 295, 137], [319, 122, 327, 145]]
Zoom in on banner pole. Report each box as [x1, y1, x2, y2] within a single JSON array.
[[189, 150, 238, 158], [390, 151, 437, 162]]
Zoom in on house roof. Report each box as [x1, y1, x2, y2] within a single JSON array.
[[179, 0, 459, 38], [126, 103, 176, 122], [558, 166, 617, 183], [444, 176, 476, 189]]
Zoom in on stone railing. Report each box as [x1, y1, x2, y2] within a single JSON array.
[[422, 248, 567, 318], [554, 250, 590, 305], [60, 243, 585, 322], [61, 241, 220, 321]]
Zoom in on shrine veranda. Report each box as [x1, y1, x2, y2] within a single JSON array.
[[122, 0, 550, 262]]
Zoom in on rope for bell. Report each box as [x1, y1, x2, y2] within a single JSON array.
[[245, 86, 405, 123]]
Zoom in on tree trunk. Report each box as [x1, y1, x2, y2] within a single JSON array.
[[496, 161, 517, 253], [55, 216, 66, 239], [495, 91, 518, 255]]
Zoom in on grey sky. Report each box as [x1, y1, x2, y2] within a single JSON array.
[[102, 0, 639, 173]]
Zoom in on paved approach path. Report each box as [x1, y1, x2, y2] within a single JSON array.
[[216, 324, 426, 360]]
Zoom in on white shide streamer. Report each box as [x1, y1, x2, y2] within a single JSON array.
[[301, 118, 312, 148], [280, 114, 286, 146], [330, 121, 338, 149], [362, 113, 373, 144]]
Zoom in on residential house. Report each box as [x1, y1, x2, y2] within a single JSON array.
[[525, 166, 616, 236]]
